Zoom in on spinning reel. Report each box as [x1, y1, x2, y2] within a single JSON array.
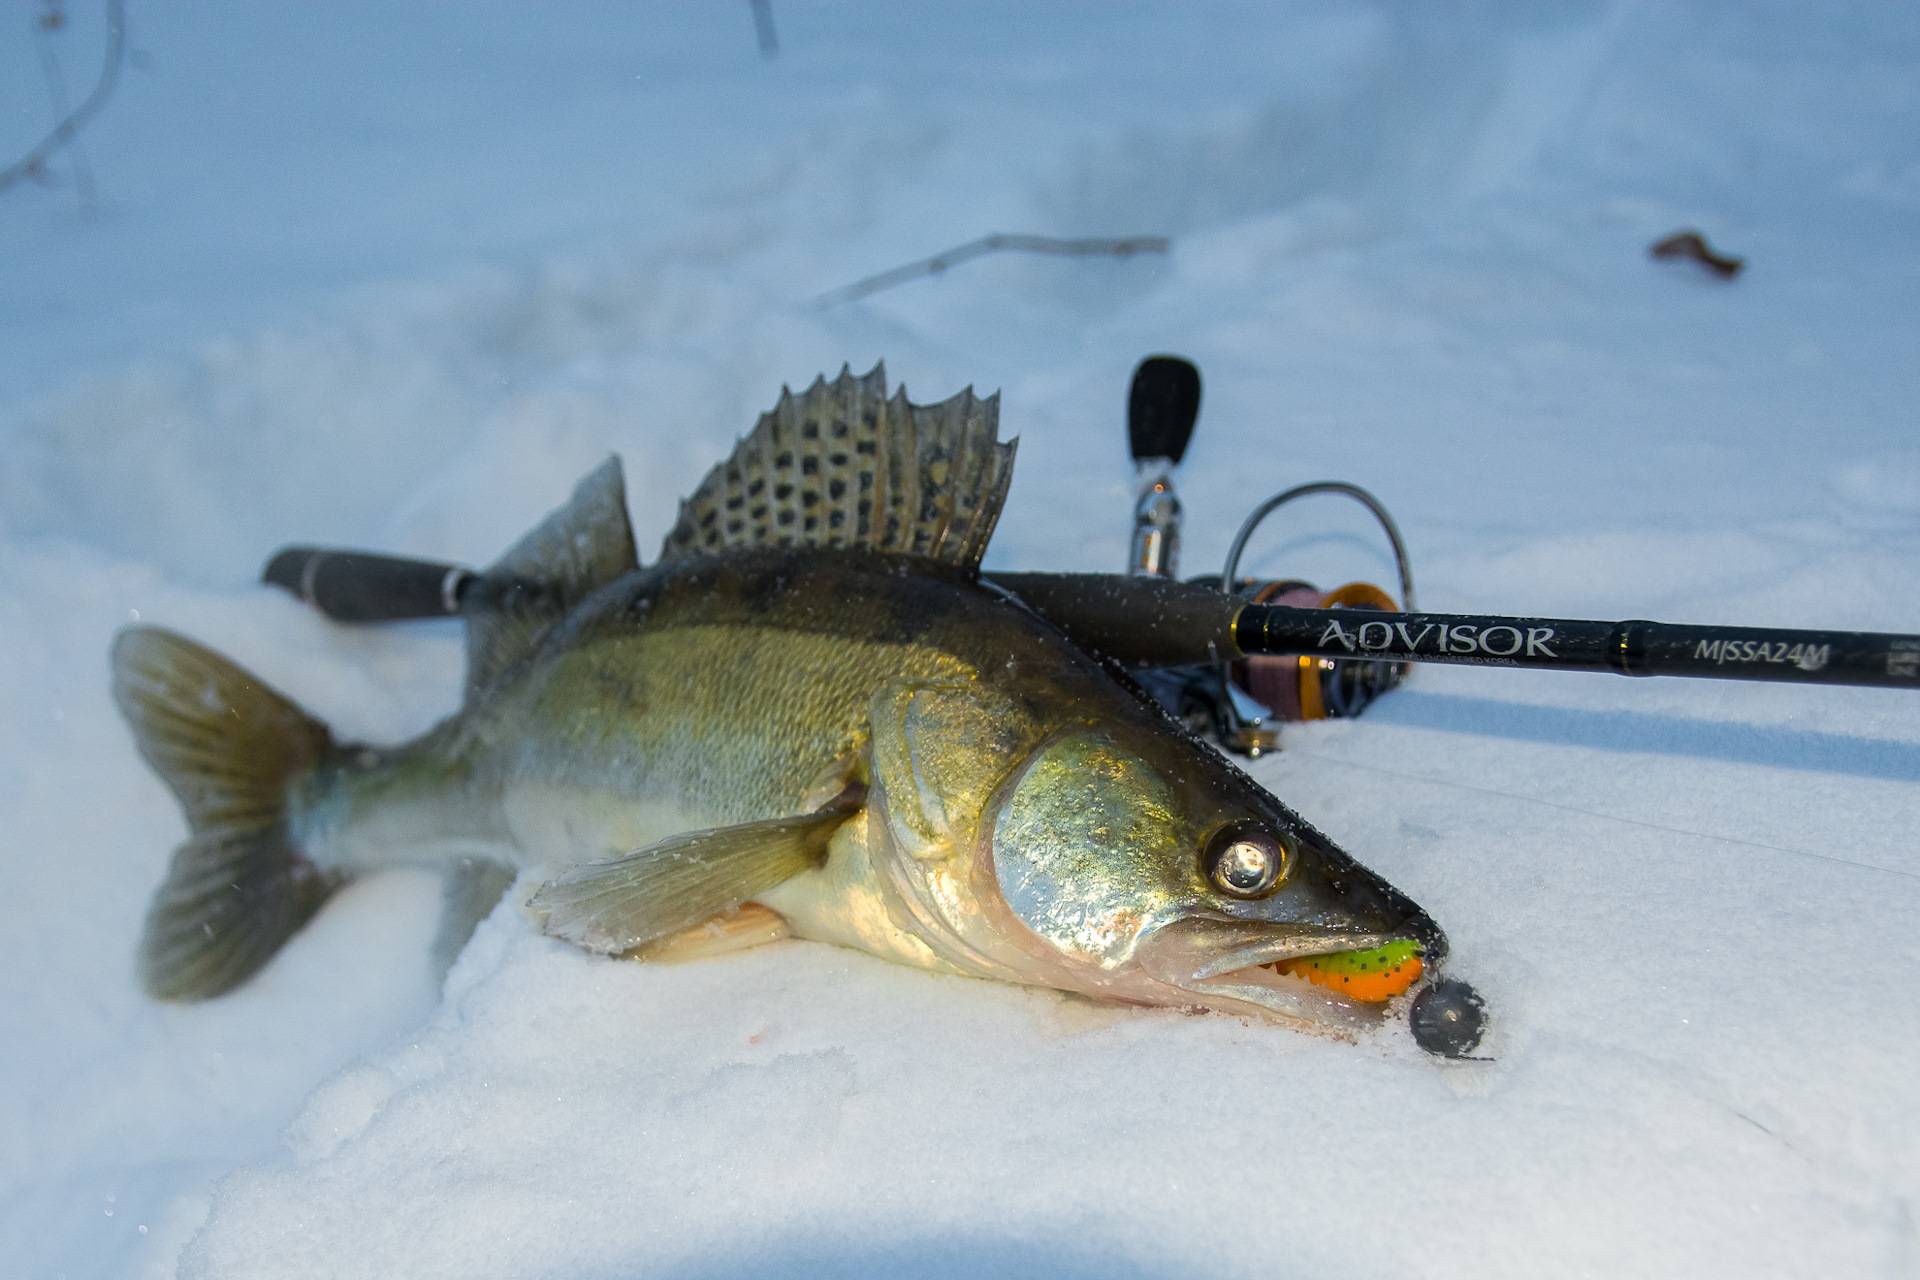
[[1125, 355, 1414, 755]]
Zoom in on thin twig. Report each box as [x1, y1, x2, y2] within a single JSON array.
[[748, 0, 777, 58], [32, 4, 98, 206], [0, 0, 126, 196], [814, 232, 1171, 308]]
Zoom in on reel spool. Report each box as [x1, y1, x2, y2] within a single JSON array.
[[1140, 463, 1417, 754], [1170, 577, 1407, 755], [1236, 579, 1407, 724]]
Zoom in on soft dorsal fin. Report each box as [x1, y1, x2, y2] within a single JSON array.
[[659, 363, 1016, 573], [465, 456, 637, 695]]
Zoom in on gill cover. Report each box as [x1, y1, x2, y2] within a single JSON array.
[[862, 679, 1040, 983], [989, 730, 1195, 968], [869, 681, 1030, 856]]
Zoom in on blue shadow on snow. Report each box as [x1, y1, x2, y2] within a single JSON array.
[[1373, 689, 1919, 782]]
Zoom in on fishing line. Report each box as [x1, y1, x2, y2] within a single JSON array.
[[1281, 745, 1920, 884]]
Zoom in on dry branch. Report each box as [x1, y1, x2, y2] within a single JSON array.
[[1, 0, 127, 196], [1650, 229, 1744, 280], [814, 232, 1171, 308], [748, 0, 778, 58]]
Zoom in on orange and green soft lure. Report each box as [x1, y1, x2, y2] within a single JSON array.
[[1276, 940, 1424, 1003]]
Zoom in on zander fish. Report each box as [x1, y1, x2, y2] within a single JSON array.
[[112, 366, 1444, 1036]]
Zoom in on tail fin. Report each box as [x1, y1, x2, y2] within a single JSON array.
[[111, 627, 342, 999]]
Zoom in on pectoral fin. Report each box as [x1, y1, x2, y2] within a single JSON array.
[[527, 800, 857, 956], [639, 904, 792, 964]]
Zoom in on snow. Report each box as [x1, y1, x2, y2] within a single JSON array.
[[4, 2, 1918, 1276]]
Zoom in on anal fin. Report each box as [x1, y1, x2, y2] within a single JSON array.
[[528, 799, 857, 956], [432, 857, 517, 978]]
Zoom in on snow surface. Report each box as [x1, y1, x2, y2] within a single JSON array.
[[4, 2, 1919, 1276]]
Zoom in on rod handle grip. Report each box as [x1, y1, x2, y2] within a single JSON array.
[[261, 546, 471, 623]]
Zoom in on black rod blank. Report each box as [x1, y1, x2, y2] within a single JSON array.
[[990, 573, 1920, 691], [1237, 604, 1919, 690], [262, 546, 471, 622], [260, 550, 1920, 692]]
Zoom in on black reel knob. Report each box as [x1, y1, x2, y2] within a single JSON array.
[[1127, 355, 1201, 466]]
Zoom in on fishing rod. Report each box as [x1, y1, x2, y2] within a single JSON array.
[[259, 356, 1917, 726], [260, 545, 1920, 687]]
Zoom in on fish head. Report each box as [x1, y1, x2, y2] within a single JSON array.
[[865, 682, 1440, 1033], [979, 724, 1442, 1031]]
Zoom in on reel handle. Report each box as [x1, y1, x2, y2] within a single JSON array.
[[1126, 355, 1200, 466], [1126, 356, 1200, 578]]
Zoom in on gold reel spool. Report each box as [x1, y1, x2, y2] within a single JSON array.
[[1241, 580, 1403, 722], [1291, 581, 1402, 720]]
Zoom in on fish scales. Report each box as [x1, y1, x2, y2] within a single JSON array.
[[472, 552, 1061, 871]]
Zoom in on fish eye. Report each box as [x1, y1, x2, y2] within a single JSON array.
[[1206, 824, 1291, 898]]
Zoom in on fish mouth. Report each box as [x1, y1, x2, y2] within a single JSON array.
[[1136, 916, 1423, 1030]]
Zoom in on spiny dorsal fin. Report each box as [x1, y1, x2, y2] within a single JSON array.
[[659, 363, 1016, 573], [466, 456, 636, 695]]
